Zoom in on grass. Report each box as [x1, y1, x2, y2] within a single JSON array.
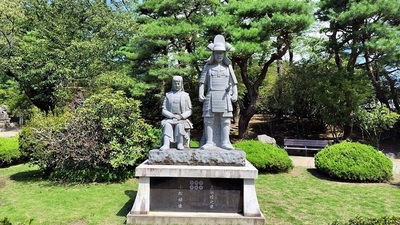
[[258, 168, 400, 225], [0, 137, 20, 166], [1, 165, 400, 225], [0, 164, 138, 225]]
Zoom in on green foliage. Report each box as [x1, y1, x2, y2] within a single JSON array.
[[93, 71, 149, 98], [0, 137, 20, 167], [331, 216, 400, 225], [19, 90, 159, 182], [119, 0, 219, 124], [357, 104, 400, 149], [317, 0, 400, 113], [273, 60, 374, 140], [233, 140, 293, 173], [0, 75, 32, 117], [205, 0, 314, 137], [1, 0, 135, 112], [315, 142, 393, 182], [121, 0, 314, 136], [189, 140, 200, 148]]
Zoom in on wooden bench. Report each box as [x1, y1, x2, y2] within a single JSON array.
[[284, 139, 328, 156]]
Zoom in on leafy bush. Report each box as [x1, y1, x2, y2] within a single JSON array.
[[315, 142, 392, 182], [233, 140, 293, 173], [331, 216, 400, 225], [357, 104, 400, 149], [19, 108, 70, 172], [19, 90, 159, 182], [0, 137, 21, 167]]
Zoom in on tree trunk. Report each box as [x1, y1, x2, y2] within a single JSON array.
[[342, 124, 353, 140], [238, 104, 257, 139], [233, 35, 290, 138], [364, 52, 390, 108], [235, 58, 260, 139], [383, 71, 400, 112]]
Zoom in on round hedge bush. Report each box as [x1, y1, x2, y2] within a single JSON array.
[[233, 140, 293, 173], [315, 142, 393, 182]]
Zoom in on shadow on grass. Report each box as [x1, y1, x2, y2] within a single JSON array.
[[306, 168, 362, 183], [117, 190, 137, 218], [389, 174, 400, 188], [9, 169, 43, 183], [389, 181, 400, 188], [306, 168, 338, 182]]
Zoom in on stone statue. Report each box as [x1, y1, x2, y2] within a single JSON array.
[[199, 35, 238, 150], [160, 76, 193, 151], [0, 105, 8, 120]]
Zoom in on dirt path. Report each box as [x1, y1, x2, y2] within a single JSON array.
[[0, 128, 20, 138]]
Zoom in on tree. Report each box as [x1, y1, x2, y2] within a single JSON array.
[[293, 60, 373, 141], [119, 0, 221, 125], [0, 73, 31, 118], [1, 0, 135, 113], [357, 104, 400, 149], [317, 0, 400, 114], [122, 0, 313, 137], [203, 0, 314, 137], [0, 0, 32, 117]]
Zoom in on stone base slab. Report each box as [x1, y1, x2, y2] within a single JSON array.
[[148, 148, 246, 166], [128, 160, 265, 225], [135, 160, 258, 179], [126, 211, 265, 225]]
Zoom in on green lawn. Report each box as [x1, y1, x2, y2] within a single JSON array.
[[0, 164, 137, 225], [1, 164, 400, 225]]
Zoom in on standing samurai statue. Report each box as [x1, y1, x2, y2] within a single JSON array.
[[160, 76, 193, 151], [199, 35, 238, 150]]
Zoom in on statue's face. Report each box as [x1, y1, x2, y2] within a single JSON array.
[[214, 51, 225, 63], [172, 79, 182, 91]]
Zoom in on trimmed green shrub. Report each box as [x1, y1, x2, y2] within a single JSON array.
[[0, 137, 21, 167], [189, 140, 200, 148], [19, 90, 159, 182], [331, 216, 400, 225], [315, 142, 392, 182], [233, 140, 293, 173]]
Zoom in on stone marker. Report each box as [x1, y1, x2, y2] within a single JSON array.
[[127, 161, 264, 225], [257, 134, 277, 146], [0, 105, 11, 131]]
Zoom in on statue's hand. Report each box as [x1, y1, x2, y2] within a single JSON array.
[[199, 94, 206, 102], [173, 114, 182, 120], [231, 94, 238, 102]]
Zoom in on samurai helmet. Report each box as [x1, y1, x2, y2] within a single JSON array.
[[206, 35, 233, 52]]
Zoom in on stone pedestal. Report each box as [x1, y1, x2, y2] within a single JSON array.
[[127, 149, 265, 225]]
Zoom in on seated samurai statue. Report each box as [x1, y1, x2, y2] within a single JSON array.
[[160, 76, 193, 150]]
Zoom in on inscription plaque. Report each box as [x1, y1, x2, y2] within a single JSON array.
[[150, 177, 243, 213]]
